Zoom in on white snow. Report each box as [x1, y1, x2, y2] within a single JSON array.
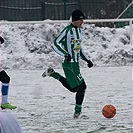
[[0, 23, 132, 69], [8, 66, 132, 133], [0, 22, 132, 132]]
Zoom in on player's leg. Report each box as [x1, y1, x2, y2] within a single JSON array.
[[62, 62, 87, 118], [74, 81, 86, 118], [42, 66, 86, 118], [0, 70, 10, 105], [0, 70, 16, 109], [75, 81, 86, 105], [59, 76, 77, 92], [75, 82, 86, 114], [42, 67, 77, 92]]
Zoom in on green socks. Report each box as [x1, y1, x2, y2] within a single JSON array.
[[50, 72, 61, 80], [75, 104, 82, 114]]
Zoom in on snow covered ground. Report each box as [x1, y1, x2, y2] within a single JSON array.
[[0, 22, 132, 69], [6, 66, 132, 133], [0, 22, 132, 132]]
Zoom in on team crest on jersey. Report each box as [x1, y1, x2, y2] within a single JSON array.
[[71, 39, 81, 44], [74, 45, 80, 53]]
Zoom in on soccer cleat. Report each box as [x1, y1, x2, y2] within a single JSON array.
[[42, 67, 54, 77], [73, 112, 81, 118], [1, 102, 17, 110], [74, 104, 82, 118]]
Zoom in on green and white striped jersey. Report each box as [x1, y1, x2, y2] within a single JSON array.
[[52, 24, 90, 63]]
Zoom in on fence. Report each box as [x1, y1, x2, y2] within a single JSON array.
[[0, 0, 132, 21], [115, 1, 133, 27]]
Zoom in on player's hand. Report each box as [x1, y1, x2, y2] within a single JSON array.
[[0, 36, 4, 44], [65, 54, 71, 62], [87, 60, 93, 68]]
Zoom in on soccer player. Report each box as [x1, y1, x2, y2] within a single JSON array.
[[42, 9, 93, 118], [0, 36, 17, 109]]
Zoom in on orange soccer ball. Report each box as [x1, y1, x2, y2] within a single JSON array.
[[102, 104, 116, 118]]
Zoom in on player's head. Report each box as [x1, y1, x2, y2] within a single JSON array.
[[71, 9, 85, 27]]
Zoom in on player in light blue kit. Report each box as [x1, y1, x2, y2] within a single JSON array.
[[0, 111, 22, 133], [0, 36, 16, 109]]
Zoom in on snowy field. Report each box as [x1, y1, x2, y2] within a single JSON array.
[[0, 22, 132, 133], [6, 66, 132, 133]]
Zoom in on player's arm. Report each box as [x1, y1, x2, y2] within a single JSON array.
[[52, 30, 68, 56]]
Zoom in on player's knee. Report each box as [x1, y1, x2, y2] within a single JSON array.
[[81, 82, 87, 93], [77, 81, 87, 93], [2, 75, 10, 83], [5, 75, 10, 83], [71, 88, 77, 93], [0, 70, 10, 83], [82, 82, 87, 90]]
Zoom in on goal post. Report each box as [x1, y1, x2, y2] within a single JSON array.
[[0, 18, 132, 45], [117, 1, 133, 19]]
